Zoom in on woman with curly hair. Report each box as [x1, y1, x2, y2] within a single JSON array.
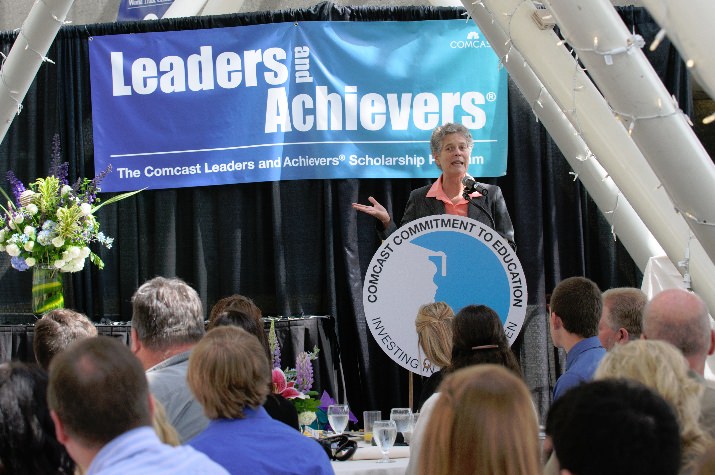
[[595, 340, 711, 475]]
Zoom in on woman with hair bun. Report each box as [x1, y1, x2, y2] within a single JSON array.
[[414, 301, 454, 411], [448, 304, 521, 375]]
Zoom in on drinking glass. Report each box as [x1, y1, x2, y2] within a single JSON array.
[[372, 420, 397, 463], [390, 407, 412, 433], [411, 411, 420, 430], [327, 404, 350, 435], [363, 410, 382, 442], [403, 411, 418, 444]]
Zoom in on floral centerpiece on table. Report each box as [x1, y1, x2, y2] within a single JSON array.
[[268, 320, 322, 429], [0, 135, 141, 313]]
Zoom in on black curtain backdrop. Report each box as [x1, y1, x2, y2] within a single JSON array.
[[0, 2, 689, 421]]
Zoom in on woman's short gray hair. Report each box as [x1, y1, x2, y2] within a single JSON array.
[[430, 123, 473, 157]]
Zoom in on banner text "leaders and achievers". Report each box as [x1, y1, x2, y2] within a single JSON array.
[[110, 45, 490, 133]]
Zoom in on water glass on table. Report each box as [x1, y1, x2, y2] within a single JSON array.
[[389, 407, 412, 433], [363, 410, 381, 442], [327, 404, 350, 435], [372, 420, 397, 464], [411, 411, 420, 429]]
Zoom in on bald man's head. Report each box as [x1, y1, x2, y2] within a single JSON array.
[[643, 289, 713, 373]]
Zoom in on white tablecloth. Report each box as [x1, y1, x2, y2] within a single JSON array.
[[331, 457, 409, 475]]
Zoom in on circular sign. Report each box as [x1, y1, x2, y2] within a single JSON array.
[[363, 215, 527, 377]]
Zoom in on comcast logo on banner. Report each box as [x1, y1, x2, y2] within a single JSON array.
[[450, 30, 491, 49], [363, 216, 527, 377]]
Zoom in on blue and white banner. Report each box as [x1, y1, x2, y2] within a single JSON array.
[[89, 20, 508, 191], [116, 0, 174, 22]]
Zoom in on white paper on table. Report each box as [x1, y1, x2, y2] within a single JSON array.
[[350, 446, 410, 460]]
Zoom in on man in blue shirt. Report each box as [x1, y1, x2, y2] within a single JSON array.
[[549, 276, 606, 400], [47, 336, 228, 475]]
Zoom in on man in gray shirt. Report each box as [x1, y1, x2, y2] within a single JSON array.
[[130, 276, 209, 442], [642, 288, 715, 438]]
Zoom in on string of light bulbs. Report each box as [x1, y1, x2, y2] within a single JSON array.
[[470, 0, 630, 239], [559, 3, 715, 246], [0, 53, 22, 120], [551, 4, 709, 234], [473, 1, 708, 290], [645, 0, 715, 125], [545, 0, 715, 258], [677, 233, 693, 290]]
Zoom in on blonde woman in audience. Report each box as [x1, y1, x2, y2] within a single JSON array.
[[695, 442, 715, 475], [415, 301, 454, 411], [595, 340, 711, 475], [152, 396, 180, 446], [418, 364, 541, 475]]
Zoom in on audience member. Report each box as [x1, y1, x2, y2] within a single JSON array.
[[151, 396, 180, 446], [33, 308, 97, 370], [695, 442, 715, 475], [448, 304, 521, 375], [187, 326, 333, 474], [414, 301, 454, 411], [642, 288, 715, 437], [407, 304, 522, 475], [210, 308, 300, 430], [546, 379, 681, 475], [549, 276, 606, 399], [418, 364, 540, 475], [0, 362, 74, 475], [47, 336, 228, 474], [32, 306, 182, 448], [130, 276, 208, 442], [597, 287, 647, 350], [208, 294, 262, 330], [595, 340, 711, 474]]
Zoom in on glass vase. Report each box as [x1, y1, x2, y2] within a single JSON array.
[[32, 265, 64, 316]]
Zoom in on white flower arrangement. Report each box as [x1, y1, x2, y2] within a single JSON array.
[[0, 138, 140, 272]]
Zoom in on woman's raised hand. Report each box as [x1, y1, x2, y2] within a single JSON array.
[[352, 196, 391, 227]]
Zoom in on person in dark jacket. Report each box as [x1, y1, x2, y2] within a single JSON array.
[[352, 122, 515, 249]]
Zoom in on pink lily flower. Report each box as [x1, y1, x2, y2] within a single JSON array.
[[272, 368, 307, 399]]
